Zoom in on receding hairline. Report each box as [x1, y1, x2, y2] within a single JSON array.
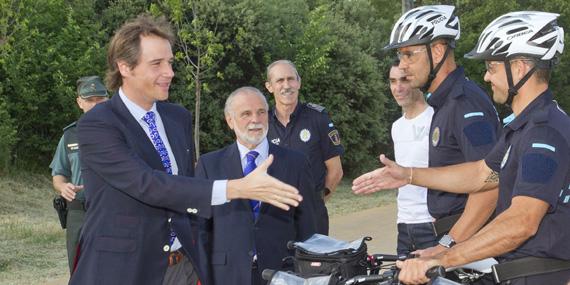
[[224, 87, 269, 117], [266, 60, 300, 82]]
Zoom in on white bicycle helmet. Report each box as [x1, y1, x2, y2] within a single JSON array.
[[384, 5, 460, 50], [465, 11, 564, 66]]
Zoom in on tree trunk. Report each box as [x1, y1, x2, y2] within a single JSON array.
[[402, 0, 413, 13], [194, 76, 201, 160]]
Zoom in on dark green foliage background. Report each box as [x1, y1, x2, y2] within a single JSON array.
[[1, 0, 568, 176]]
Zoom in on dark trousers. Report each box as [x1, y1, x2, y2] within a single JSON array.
[[162, 253, 199, 285], [252, 263, 262, 285], [502, 268, 570, 285], [66, 208, 85, 273], [396, 222, 438, 256], [315, 193, 329, 235]]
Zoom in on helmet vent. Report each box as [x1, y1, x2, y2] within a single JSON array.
[[495, 43, 511, 54], [427, 14, 441, 22], [417, 10, 433, 19], [507, 27, 528, 35], [488, 38, 500, 49], [499, 19, 523, 29]]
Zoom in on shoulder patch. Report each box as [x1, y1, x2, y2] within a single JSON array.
[[63, 121, 77, 132], [328, 130, 341, 146], [306, 103, 325, 112]]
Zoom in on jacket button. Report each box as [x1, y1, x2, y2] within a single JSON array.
[[168, 218, 172, 223], [163, 245, 170, 252]]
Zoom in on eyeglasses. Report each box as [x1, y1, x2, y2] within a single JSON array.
[[485, 61, 503, 74], [485, 59, 535, 74], [397, 48, 426, 64]]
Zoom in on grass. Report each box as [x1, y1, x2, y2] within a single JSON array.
[[327, 180, 396, 217], [0, 172, 67, 285], [0, 172, 395, 285]]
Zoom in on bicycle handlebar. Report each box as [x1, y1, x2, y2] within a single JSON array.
[[426, 266, 446, 279]]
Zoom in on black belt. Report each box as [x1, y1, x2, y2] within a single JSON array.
[[492, 256, 570, 283], [433, 213, 462, 237], [68, 200, 85, 211]]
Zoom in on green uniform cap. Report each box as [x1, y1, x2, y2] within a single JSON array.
[[76, 76, 108, 98]]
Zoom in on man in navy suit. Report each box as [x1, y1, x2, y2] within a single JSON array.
[[195, 87, 318, 285], [70, 15, 303, 285]]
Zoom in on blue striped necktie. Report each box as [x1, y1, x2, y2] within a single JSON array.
[[244, 150, 260, 220], [142, 111, 177, 246], [142, 111, 173, 175]]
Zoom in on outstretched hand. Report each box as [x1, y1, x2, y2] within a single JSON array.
[[352, 154, 410, 195], [228, 155, 302, 211]]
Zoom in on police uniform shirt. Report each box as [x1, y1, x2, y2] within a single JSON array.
[[485, 90, 570, 261], [50, 122, 85, 202], [267, 102, 344, 191], [427, 67, 500, 219]]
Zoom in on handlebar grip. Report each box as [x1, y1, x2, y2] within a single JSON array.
[[261, 269, 275, 281], [426, 266, 445, 279], [372, 254, 400, 262]]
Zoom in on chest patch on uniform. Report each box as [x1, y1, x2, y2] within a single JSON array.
[[67, 143, 79, 151], [463, 121, 494, 147], [328, 130, 341, 146], [271, 138, 281, 145], [431, 127, 440, 147], [522, 153, 557, 184], [300, 129, 311, 142], [501, 145, 511, 169]]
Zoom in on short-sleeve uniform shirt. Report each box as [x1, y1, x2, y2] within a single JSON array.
[[50, 122, 85, 201], [267, 102, 344, 191], [427, 67, 500, 219], [485, 90, 570, 261]]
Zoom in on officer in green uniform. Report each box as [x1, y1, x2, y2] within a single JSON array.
[[49, 75, 108, 272]]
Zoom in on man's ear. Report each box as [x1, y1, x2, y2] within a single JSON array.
[[265, 81, 273, 93], [513, 60, 530, 83], [117, 60, 131, 77], [225, 115, 234, 130], [431, 42, 447, 65]]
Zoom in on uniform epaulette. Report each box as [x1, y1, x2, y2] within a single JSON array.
[[305, 102, 326, 112], [63, 121, 77, 132], [532, 109, 549, 125]]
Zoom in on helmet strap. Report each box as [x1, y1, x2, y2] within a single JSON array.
[[421, 43, 451, 93], [504, 60, 537, 107]]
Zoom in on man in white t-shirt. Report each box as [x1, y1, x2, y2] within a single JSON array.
[[389, 59, 437, 256]]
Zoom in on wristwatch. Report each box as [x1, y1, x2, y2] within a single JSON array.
[[439, 234, 456, 248]]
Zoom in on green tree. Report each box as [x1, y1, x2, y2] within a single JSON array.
[[154, 0, 228, 159], [1, 0, 108, 168]]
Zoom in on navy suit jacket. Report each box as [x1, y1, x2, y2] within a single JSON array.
[[70, 94, 212, 285], [195, 142, 318, 285]]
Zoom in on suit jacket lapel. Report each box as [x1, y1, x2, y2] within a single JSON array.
[[224, 143, 257, 222], [110, 94, 164, 171], [158, 103, 189, 176], [259, 144, 279, 217]]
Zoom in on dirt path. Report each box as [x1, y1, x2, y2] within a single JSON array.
[[329, 203, 397, 255], [42, 203, 398, 285]]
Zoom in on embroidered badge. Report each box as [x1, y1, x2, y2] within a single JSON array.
[[431, 127, 440, 147], [300, 129, 311, 142], [271, 138, 281, 145], [67, 143, 79, 151], [501, 145, 511, 169], [328, 130, 341, 146]]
